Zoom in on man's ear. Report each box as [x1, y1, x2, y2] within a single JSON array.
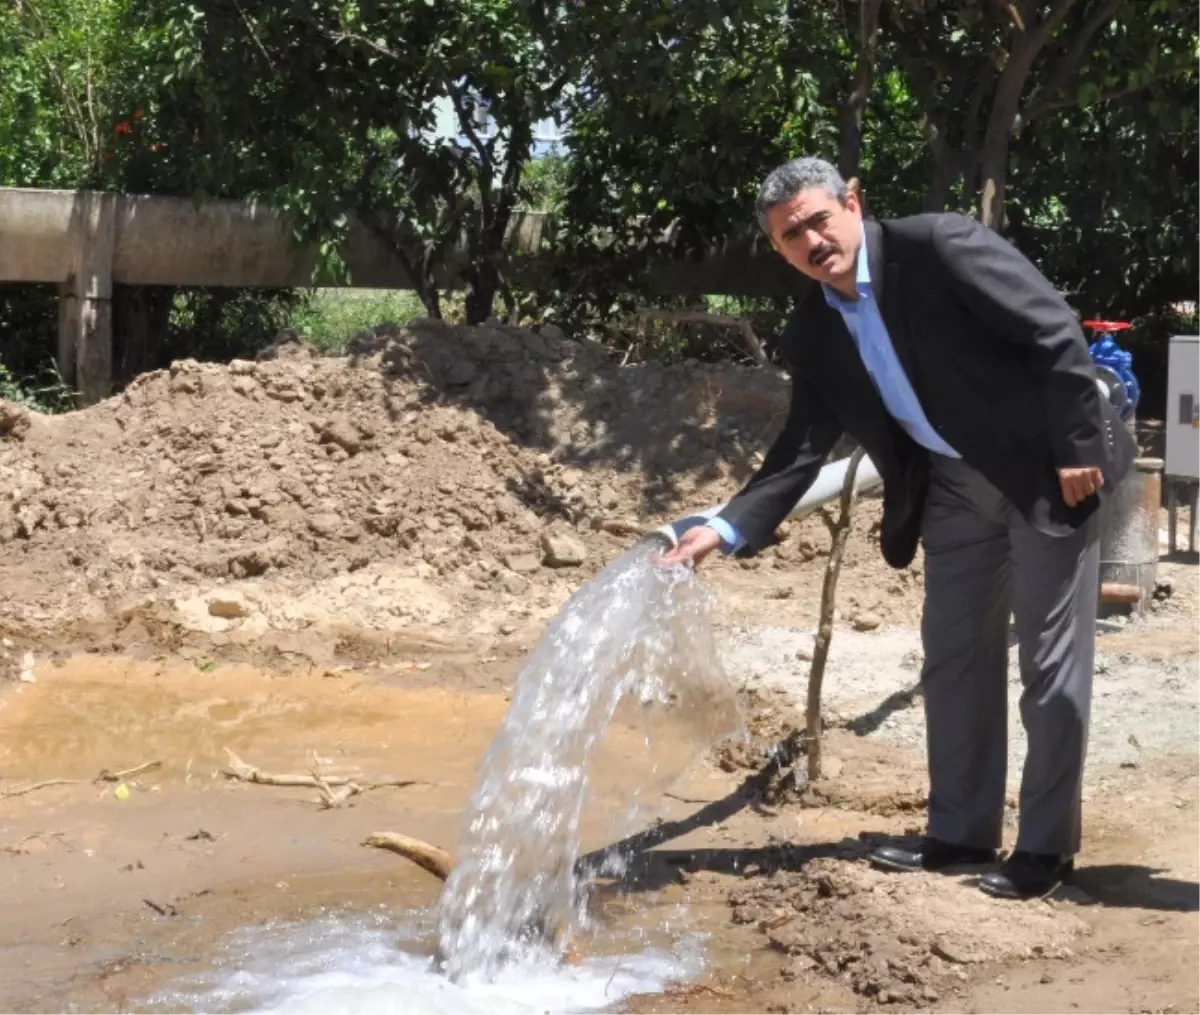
[[846, 176, 870, 219]]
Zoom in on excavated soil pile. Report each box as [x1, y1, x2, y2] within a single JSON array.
[[3, 317, 901, 657], [728, 852, 1087, 1008]]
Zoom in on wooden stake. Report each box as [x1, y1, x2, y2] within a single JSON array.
[[806, 447, 867, 781]]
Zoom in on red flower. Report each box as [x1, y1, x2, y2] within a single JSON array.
[[114, 121, 132, 135], [150, 143, 162, 153], [133, 110, 144, 119]]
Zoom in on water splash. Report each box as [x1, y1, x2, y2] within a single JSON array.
[[437, 540, 742, 981], [151, 909, 703, 1014]]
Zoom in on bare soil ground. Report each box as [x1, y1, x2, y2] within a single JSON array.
[[0, 322, 1195, 1014]]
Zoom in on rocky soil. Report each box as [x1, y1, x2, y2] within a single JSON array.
[[728, 850, 1085, 1008], [0, 317, 918, 669]]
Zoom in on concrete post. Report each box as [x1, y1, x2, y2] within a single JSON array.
[[59, 191, 115, 406]]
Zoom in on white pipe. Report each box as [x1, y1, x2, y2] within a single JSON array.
[[652, 454, 882, 548]]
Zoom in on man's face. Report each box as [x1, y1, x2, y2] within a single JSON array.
[[765, 187, 863, 288]]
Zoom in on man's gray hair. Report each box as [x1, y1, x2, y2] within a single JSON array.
[[756, 157, 847, 233]]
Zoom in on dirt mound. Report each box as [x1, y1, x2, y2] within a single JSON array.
[[0, 318, 814, 654], [728, 853, 1087, 1007]]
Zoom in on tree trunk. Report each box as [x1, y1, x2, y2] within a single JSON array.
[[465, 260, 501, 325], [921, 113, 963, 213], [925, 149, 957, 212], [838, 0, 885, 185], [112, 284, 175, 385], [977, 147, 1008, 231], [977, 66, 1028, 229], [976, 0, 1078, 229]]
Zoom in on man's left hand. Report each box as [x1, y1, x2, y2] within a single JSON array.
[[1058, 466, 1104, 507]]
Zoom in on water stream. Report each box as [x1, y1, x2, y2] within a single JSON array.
[[437, 539, 742, 980], [154, 539, 741, 1013]]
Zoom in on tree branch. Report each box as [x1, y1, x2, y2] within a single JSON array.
[[322, 26, 402, 61], [837, 0, 885, 182], [447, 83, 497, 178], [1029, 0, 1080, 51], [18, 2, 95, 164], [963, 53, 998, 148], [1017, 0, 1130, 125], [232, 0, 277, 71], [1020, 66, 1190, 126]]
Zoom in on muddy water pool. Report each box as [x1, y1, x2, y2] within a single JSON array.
[[0, 652, 735, 1013]]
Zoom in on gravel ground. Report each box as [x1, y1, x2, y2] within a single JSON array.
[[718, 614, 1198, 788]]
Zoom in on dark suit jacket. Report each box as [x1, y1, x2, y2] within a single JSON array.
[[717, 212, 1136, 569]]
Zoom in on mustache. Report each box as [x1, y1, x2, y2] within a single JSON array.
[[809, 243, 839, 266]]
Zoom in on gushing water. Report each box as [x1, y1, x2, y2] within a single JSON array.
[[153, 909, 705, 1013], [436, 540, 741, 981], [148, 540, 734, 1012]]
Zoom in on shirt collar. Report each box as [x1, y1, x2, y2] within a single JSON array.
[[821, 221, 870, 307]]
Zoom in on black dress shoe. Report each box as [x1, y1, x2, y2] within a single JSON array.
[[869, 837, 997, 873], [979, 851, 1074, 900]]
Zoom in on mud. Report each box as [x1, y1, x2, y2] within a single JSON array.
[[0, 642, 1194, 1015], [0, 655, 724, 1012]]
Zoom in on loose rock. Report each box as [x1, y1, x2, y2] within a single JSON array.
[[541, 532, 587, 568]]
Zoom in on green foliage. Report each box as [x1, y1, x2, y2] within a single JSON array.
[[0, 356, 76, 414], [520, 154, 569, 214], [289, 290, 426, 354], [0, 0, 304, 386], [563, 3, 833, 255], [129, 0, 583, 323], [1007, 6, 1199, 320], [164, 288, 306, 364], [0, 0, 128, 187]]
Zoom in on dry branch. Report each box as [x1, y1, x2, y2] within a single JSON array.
[[0, 778, 81, 800], [221, 749, 423, 808], [633, 309, 769, 365], [96, 760, 162, 783], [805, 447, 867, 781], [2, 759, 166, 801], [667, 982, 735, 1000], [362, 831, 453, 879]]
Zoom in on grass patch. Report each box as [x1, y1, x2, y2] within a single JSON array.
[[0, 357, 76, 413], [289, 289, 426, 354]]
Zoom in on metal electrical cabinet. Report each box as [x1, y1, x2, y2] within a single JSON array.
[[1166, 336, 1199, 479], [1164, 335, 1199, 554]]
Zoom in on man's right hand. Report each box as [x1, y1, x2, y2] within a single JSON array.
[[1058, 465, 1104, 507], [655, 525, 723, 569]]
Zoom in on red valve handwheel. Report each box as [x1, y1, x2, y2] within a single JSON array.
[[1082, 319, 1132, 332]]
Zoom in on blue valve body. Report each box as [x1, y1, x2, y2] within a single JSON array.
[[1088, 332, 1140, 421]]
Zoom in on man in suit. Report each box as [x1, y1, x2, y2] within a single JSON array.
[[659, 156, 1134, 900]]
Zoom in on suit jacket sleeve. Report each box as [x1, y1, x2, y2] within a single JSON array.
[[715, 350, 842, 552], [932, 213, 1108, 470]]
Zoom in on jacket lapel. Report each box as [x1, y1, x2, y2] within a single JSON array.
[[866, 219, 920, 386], [865, 219, 886, 302], [795, 283, 896, 444]]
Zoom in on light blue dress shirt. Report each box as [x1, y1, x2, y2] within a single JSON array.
[[710, 222, 959, 554]]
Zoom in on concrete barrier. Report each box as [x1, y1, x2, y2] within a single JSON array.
[[0, 186, 799, 404]]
